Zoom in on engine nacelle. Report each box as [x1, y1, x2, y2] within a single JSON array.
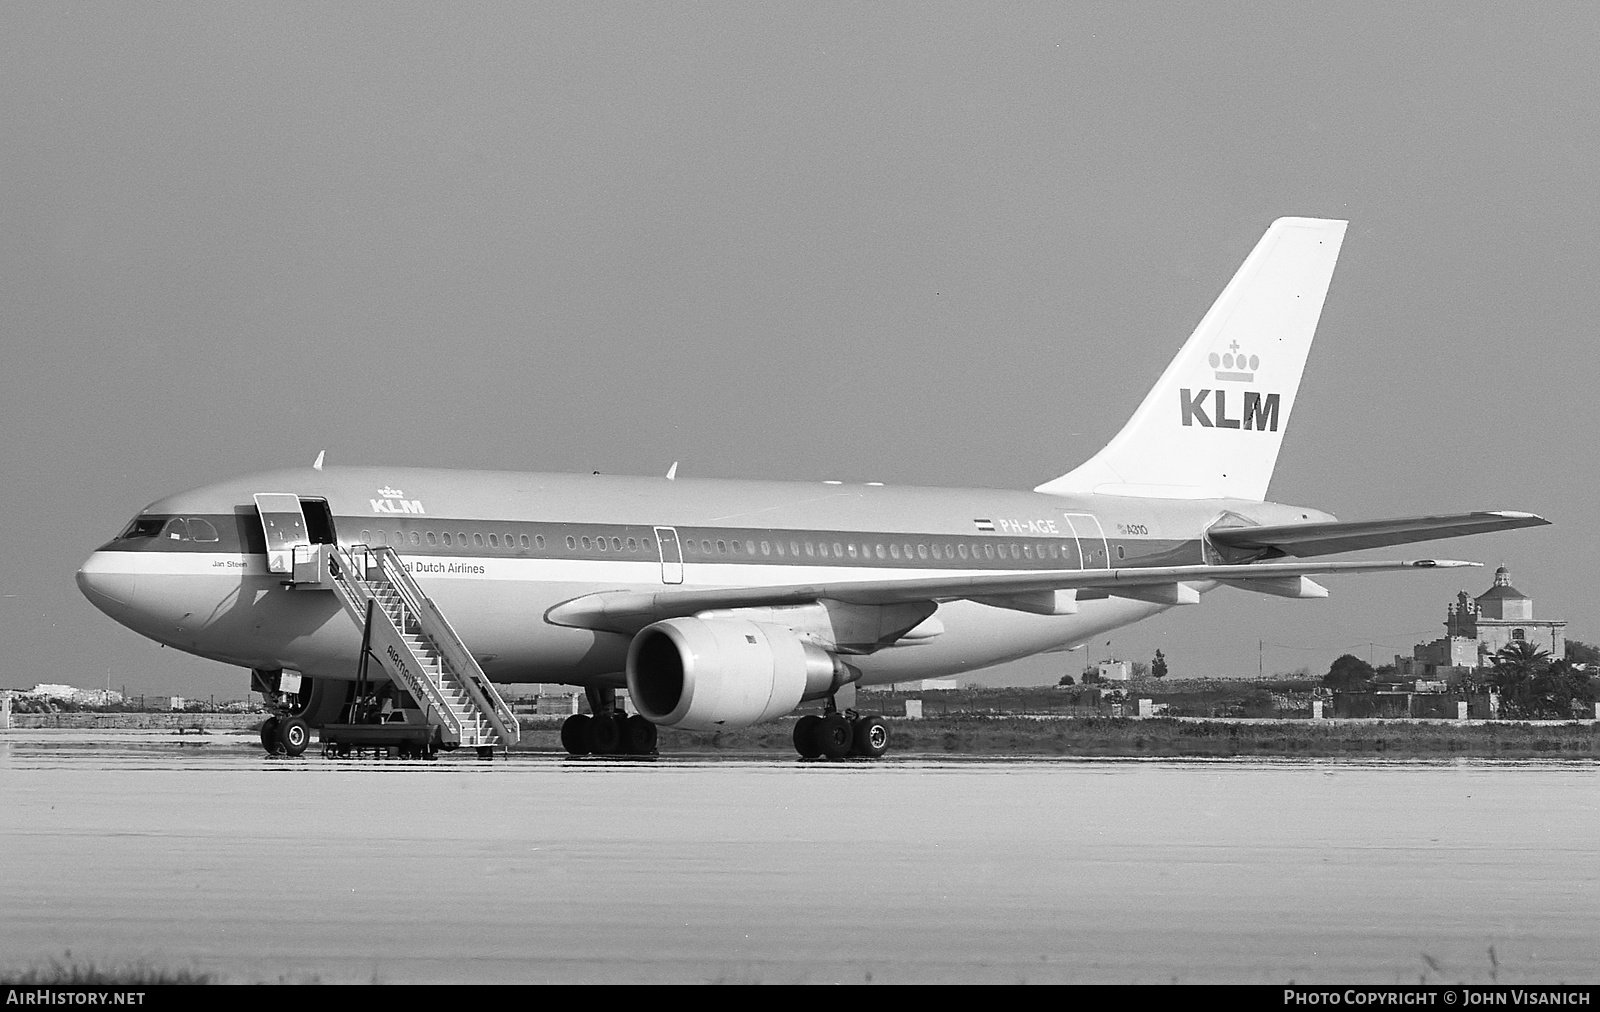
[[626, 618, 842, 730]]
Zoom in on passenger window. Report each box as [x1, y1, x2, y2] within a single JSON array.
[[489, 534, 499, 548], [984, 544, 995, 560], [958, 544, 969, 559], [730, 541, 741, 555], [535, 535, 545, 549], [474, 533, 484, 547], [457, 533, 467, 546], [931, 544, 941, 560], [846, 544, 857, 558], [360, 530, 371, 543], [612, 538, 622, 551], [374, 531, 387, 545], [641, 538, 651, 550], [917, 544, 928, 560], [566, 536, 577, 550], [889, 544, 901, 560], [790, 541, 800, 556], [441, 532, 452, 546], [717, 541, 726, 554], [627, 537, 638, 551], [426, 532, 437, 546], [521, 534, 530, 548], [187, 518, 219, 543], [1116, 545, 1125, 560], [1049, 543, 1060, 559], [773, 542, 783, 556], [1023, 543, 1033, 559], [807, 543, 817, 557], [581, 536, 591, 549]]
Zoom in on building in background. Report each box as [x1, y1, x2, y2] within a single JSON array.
[[1395, 566, 1566, 681]]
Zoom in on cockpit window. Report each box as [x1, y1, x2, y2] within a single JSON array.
[[159, 518, 190, 541], [120, 515, 171, 539], [187, 518, 219, 543]]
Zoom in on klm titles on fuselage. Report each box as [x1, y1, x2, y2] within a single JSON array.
[[1178, 389, 1280, 431], [370, 487, 426, 514]]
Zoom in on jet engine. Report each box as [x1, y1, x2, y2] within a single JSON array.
[[626, 617, 844, 730]]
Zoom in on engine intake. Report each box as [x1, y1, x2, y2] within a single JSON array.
[[626, 617, 843, 730]]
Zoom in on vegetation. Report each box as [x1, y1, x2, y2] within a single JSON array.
[[1322, 654, 1376, 693], [1490, 641, 1597, 719], [1, 952, 215, 984], [1151, 649, 1168, 679], [1566, 638, 1600, 666]]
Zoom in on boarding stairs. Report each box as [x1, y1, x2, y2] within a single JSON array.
[[321, 544, 520, 751]]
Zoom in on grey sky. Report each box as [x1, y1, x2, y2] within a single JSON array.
[[3, 4, 1596, 697]]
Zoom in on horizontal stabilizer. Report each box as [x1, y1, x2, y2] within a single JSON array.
[[1208, 511, 1548, 558]]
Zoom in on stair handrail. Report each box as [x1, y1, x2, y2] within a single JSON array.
[[368, 547, 521, 747], [328, 544, 460, 740]]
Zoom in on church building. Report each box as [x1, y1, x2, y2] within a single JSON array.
[[1394, 566, 1566, 681]]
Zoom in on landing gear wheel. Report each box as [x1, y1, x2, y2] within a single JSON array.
[[259, 717, 281, 755], [816, 713, 853, 759], [589, 713, 623, 755], [794, 714, 823, 758], [622, 714, 658, 755], [560, 714, 593, 756], [851, 715, 890, 758], [278, 717, 310, 757]]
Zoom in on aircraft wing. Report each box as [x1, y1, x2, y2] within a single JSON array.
[[546, 558, 1479, 633], [1207, 511, 1548, 558]]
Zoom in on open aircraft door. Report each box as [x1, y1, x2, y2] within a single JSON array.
[[254, 493, 310, 575], [654, 527, 684, 585], [1062, 512, 1110, 570]]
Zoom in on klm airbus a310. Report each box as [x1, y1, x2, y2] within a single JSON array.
[[77, 217, 1546, 759]]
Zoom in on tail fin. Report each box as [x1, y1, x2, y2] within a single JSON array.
[[1035, 217, 1348, 502]]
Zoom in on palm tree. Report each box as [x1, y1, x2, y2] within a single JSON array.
[[1491, 640, 1550, 717]]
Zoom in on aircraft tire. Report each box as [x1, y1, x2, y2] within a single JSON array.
[[278, 717, 311, 757], [793, 715, 823, 758], [560, 714, 592, 756], [622, 714, 658, 755], [851, 715, 890, 758], [589, 712, 623, 755], [816, 714, 853, 760], [259, 717, 280, 755]]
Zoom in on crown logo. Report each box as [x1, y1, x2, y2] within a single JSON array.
[[1208, 341, 1259, 382], [377, 486, 404, 498]]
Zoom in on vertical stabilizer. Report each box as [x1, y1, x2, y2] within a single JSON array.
[[1036, 217, 1347, 501]]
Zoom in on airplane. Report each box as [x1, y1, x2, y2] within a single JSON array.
[[76, 217, 1547, 760]]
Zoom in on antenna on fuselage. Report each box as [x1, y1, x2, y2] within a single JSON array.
[[312, 450, 325, 471], [666, 461, 678, 480]]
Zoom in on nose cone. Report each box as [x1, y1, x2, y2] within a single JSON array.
[[77, 551, 140, 620]]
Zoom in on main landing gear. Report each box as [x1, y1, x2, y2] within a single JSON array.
[[793, 709, 890, 760], [561, 686, 659, 757]]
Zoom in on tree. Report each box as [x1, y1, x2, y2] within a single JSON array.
[[1057, 674, 1075, 687], [1566, 639, 1600, 667], [1322, 654, 1375, 693], [1131, 661, 1149, 678], [1492, 642, 1595, 718], [1151, 649, 1168, 679]]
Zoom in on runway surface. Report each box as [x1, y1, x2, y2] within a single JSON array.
[[1, 734, 1596, 983]]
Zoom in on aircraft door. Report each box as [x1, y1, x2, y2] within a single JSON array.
[[254, 493, 310, 575], [654, 527, 684, 585], [1062, 512, 1111, 571]]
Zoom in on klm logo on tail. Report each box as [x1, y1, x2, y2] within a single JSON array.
[[1179, 389, 1280, 431], [1180, 341, 1279, 431]]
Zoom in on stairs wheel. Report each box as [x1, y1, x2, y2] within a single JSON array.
[[259, 717, 281, 755]]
